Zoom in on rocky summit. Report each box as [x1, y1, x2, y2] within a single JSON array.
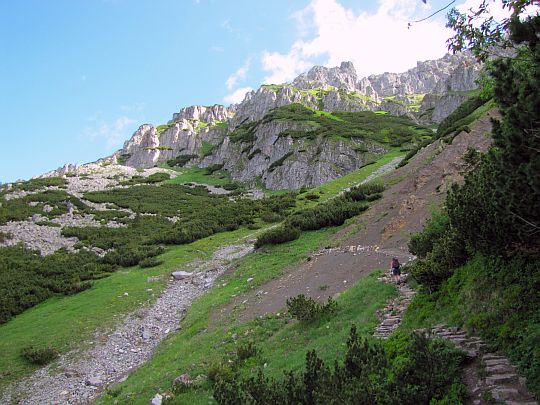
[[108, 52, 481, 190]]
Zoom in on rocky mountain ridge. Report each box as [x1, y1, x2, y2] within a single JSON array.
[[51, 52, 482, 190]]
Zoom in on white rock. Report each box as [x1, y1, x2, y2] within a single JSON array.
[[171, 271, 192, 280], [150, 393, 163, 405]]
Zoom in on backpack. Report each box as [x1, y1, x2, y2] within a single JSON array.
[[391, 258, 400, 268]]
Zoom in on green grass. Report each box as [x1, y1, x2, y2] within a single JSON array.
[[212, 121, 229, 130], [164, 167, 232, 187], [97, 225, 396, 404], [0, 151, 401, 398], [200, 141, 215, 157], [262, 104, 432, 147], [295, 149, 404, 209], [156, 123, 176, 137], [0, 228, 254, 391]]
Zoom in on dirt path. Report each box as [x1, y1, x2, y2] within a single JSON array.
[[1, 243, 254, 405]]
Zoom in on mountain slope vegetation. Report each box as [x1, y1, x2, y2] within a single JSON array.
[[406, 15, 540, 398]]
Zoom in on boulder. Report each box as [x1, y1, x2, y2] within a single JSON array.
[[85, 376, 102, 387], [171, 271, 192, 280]]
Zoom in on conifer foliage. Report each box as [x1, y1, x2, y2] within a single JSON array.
[[447, 16, 540, 258]]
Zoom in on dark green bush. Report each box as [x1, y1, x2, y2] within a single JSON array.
[[436, 95, 488, 139], [167, 154, 198, 167], [396, 138, 433, 168], [205, 164, 224, 175], [21, 345, 59, 365], [409, 211, 451, 259], [286, 295, 337, 322], [222, 183, 240, 191], [260, 212, 282, 223], [0, 246, 115, 324], [255, 183, 383, 248], [229, 121, 258, 143], [120, 172, 170, 185], [213, 325, 466, 404], [262, 103, 432, 146], [268, 152, 293, 172], [255, 226, 300, 248], [208, 362, 235, 384], [138, 257, 163, 268], [236, 342, 259, 361], [13, 177, 67, 192]]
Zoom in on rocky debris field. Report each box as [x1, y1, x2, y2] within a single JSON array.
[[1, 243, 254, 405], [0, 164, 175, 255], [0, 220, 79, 255]]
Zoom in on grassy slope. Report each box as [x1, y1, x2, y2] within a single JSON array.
[[97, 232, 395, 404], [0, 149, 402, 395], [0, 228, 253, 390], [96, 151, 404, 403], [164, 167, 232, 187]]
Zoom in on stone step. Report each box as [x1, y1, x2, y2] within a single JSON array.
[[505, 401, 539, 405], [485, 373, 519, 385], [485, 358, 511, 367], [490, 387, 521, 402], [448, 337, 468, 344], [486, 364, 514, 374], [483, 353, 506, 361], [437, 332, 467, 338], [464, 341, 484, 350]]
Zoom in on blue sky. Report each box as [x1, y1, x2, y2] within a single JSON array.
[[1, 0, 465, 183]]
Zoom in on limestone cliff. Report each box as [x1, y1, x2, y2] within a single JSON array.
[[114, 52, 482, 188]]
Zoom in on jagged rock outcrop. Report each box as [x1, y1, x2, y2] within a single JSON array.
[[112, 52, 482, 187], [122, 125, 160, 168], [292, 61, 358, 91], [420, 93, 471, 123], [118, 105, 233, 169], [230, 86, 319, 128], [170, 104, 233, 124], [203, 119, 385, 189], [359, 52, 480, 96]]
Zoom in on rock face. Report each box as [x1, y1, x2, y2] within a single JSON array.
[[170, 104, 232, 123], [113, 52, 482, 188], [293, 61, 358, 91], [203, 119, 385, 189]]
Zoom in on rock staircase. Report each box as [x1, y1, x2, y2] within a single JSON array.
[[373, 273, 415, 339], [373, 276, 538, 404], [431, 325, 538, 405]]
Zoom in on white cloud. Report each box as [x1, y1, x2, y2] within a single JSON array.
[[261, 0, 454, 83], [83, 115, 138, 150], [223, 87, 253, 105], [211, 45, 225, 53], [261, 43, 313, 84], [226, 59, 251, 90]]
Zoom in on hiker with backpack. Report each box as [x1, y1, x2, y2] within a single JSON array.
[[390, 257, 401, 285]]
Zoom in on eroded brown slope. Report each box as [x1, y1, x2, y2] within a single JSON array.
[[214, 111, 496, 323]]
